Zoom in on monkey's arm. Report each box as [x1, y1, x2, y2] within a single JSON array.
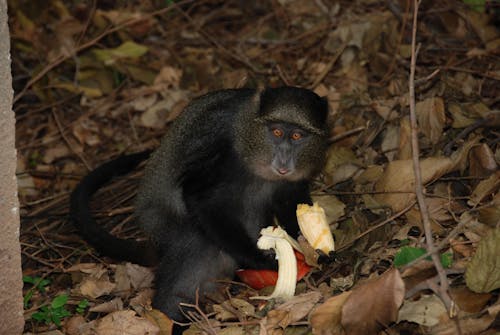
[[70, 152, 160, 266], [195, 209, 277, 270], [273, 181, 313, 238]]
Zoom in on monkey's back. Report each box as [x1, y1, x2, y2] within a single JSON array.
[[135, 89, 257, 243]]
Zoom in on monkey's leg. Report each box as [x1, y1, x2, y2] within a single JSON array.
[[153, 240, 237, 321]]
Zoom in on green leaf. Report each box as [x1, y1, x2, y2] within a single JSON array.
[[51, 294, 68, 309], [465, 228, 500, 293], [394, 246, 426, 267], [23, 276, 35, 284], [52, 314, 62, 327], [23, 290, 34, 308], [32, 307, 51, 325], [440, 253, 453, 268], [76, 299, 89, 314], [394, 246, 454, 268]]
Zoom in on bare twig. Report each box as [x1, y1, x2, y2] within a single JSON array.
[[407, 0, 454, 316]]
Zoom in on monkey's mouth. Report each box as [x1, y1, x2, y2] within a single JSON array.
[[276, 167, 290, 175]]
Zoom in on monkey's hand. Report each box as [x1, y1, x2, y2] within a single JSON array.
[[317, 249, 336, 265]]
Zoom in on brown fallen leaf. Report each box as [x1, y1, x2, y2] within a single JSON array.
[[468, 171, 500, 206], [449, 286, 491, 313], [465, 227, 500, 293], [144, 309, 174, 335], [77, 275, 116, 299], [341, 269, 405, 335], [95, 310, 159, 335], [213, 298, 256, 321], [398, 295, 447, 327], [416, 97, 446, 144], [129, 288, 155, 313], [310, 291, 352, 335], [478, 192, 500, 226], [125, 262, 155, 290], [64, 315, 86, 335], [266, 291, 322, 329], [469, 143, 498, 177], [398, 117, 412, 160], [374, 138, 479, 211], [89, 297, 124, 313], [430, 313, 495, 335]]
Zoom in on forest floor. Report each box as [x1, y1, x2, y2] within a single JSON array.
[[11, 1, 500, 334]]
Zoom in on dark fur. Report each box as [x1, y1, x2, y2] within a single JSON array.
[[70, 87, 329, 327]]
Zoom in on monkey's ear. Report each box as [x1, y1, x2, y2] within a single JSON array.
[[254, 85, 265, 100], [318, 96, 329, 122], [253, 86, 265, 113]]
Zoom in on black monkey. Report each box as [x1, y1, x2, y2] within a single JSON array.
[[70, 87, 329, 325]]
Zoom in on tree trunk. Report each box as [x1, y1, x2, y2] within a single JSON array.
[[0, 0, 25, 333]]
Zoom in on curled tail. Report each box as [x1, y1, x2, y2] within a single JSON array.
[[70, 151, 160, 266]]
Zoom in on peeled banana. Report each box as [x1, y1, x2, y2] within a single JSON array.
[[254, 226, 297, 299], [296, 203, 335, 254]]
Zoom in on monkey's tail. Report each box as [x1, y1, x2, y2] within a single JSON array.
[[70, 151, 160, 266]]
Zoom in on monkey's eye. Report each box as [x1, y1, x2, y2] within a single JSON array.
[[272, 128, 284, 138], [291, 132, 302, 141]]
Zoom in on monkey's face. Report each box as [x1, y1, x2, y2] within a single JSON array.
[[248, 122, 327, 182]]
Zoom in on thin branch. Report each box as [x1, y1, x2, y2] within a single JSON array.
[[408, 0, 454, 316]]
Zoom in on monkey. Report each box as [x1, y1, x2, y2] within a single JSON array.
[[70, 86, 329, 329]]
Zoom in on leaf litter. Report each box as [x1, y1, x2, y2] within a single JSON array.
[[12, 0, 499, 334]]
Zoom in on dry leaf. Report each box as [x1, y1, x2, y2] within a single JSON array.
[[77, 275, 116, 299], [398, 118, 412, 160], [95, 310, 159, 335], [144, 309, 174, 335], [311, 194, 346, 225], [374, 138, 478, 211], [72, 120, 101, 147], [43, 145, 71, 163], [430, 313, 495, 335], [267, 292, 322, 329], [469, 143, 498, 177], [129, 288, 155, 311], [310, 291, 352, 335], [415, 97, 445, 144], [324, 146, 362, 185], [354, 165, 383, 184], [478, 192, 500, 226], [140, 90, 187, 128], [89, 297, 124, 313], [371, 98, 399, 121], [64, 315, 86, 335], [66, 263, 108, 276], [468, 171, 500, 206], [130, 94, 158, 111], [397, 294, 447, 327], [465, 227, 500, 292], [341, 269, 405, 335], [125, 262, 155, 290], [381, 124, 399, 161], [153, 66, 182, 89], [449, 286, 491, 313], [113, 264, 132, 296]]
